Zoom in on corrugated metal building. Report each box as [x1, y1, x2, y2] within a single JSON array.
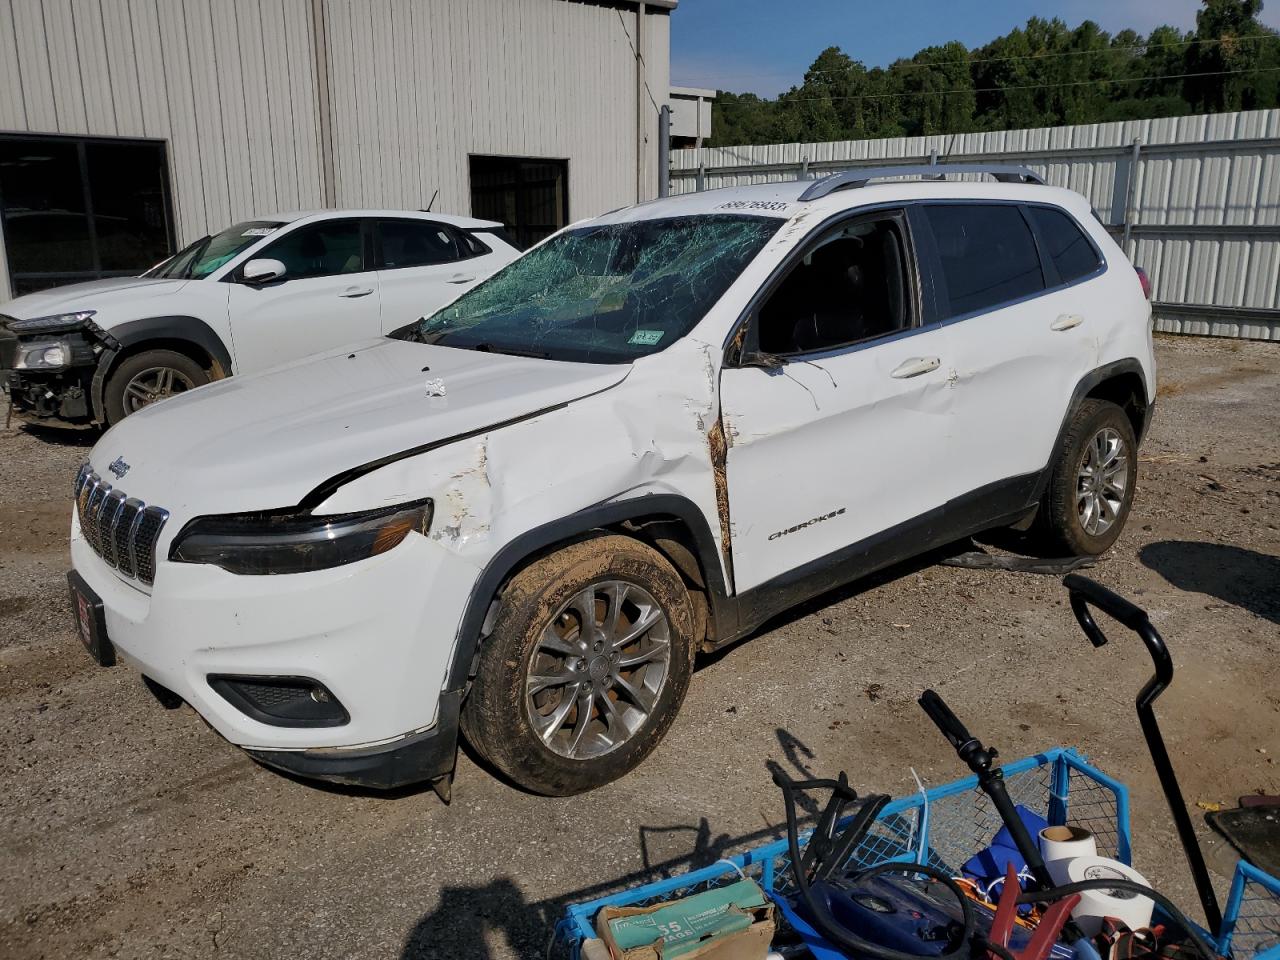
[[0, 0, 674, 298]]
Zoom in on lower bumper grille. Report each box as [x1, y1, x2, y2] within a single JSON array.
[[74, 463, 168, 584]]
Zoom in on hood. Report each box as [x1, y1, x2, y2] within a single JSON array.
[[1, 277, 190, 321], [89, 339, 630, 516]]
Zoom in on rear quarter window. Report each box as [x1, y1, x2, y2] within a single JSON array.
[[1027, 206, 1103, 284], [923, 204, 1044, 318]]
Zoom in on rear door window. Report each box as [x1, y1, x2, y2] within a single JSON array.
[[923, 204, 1044, 318], [1028, 206, 1102, 284]]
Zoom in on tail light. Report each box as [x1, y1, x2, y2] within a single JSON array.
[[1134, 266, 1152, 300]]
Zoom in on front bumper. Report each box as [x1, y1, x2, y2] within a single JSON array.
[[248, 691, 462, 790], [70, 511, 483, 787]]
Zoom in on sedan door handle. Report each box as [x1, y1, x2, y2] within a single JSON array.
[[890, 356, 941, 379], [1051, 313, 1084, 331], [447, 274, 477, 284], [340, 285, 375, 298]]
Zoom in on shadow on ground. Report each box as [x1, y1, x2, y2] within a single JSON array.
[[1139, 540, 1280, 625], [400, 730, 820, 959], [17, 423, 98, 447]]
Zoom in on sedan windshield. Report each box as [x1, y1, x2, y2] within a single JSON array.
[[393, 214, 782, 363], [147, 220, 285, 280]]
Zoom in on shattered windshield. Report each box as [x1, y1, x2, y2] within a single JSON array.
[[392, 214, 782, 362]]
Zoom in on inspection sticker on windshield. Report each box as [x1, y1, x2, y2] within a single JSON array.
[[241, 227, 276, 237], [628, 329, 665, 346]]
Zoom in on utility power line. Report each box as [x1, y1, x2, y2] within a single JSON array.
[[674, 32, 1280, 88], [766, 65, 1280, 106]]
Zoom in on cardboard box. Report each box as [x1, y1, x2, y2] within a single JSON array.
[[595, 878, 775, 960]]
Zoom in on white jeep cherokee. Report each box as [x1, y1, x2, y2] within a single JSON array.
[[1, 210, 517, 426], [66, 166, 1155, 797]]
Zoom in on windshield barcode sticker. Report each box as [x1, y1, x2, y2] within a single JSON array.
[[241, 227, 277, 237], [628, 329, 665, 346]]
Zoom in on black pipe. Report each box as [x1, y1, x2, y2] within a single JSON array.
[[918, 690, 1057, 893], [1063, 574, 1223, 936]]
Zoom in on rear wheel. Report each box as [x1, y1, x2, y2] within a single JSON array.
[[104, 349, 209, 425], [460, 535, 696, 796], [1034, 398, 1137, 556]]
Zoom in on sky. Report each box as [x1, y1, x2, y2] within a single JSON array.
[[669, 0, 1280, 97]]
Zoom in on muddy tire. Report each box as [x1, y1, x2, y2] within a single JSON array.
[[1034, 398, 1138, 556], [460, 535, 696, 796], [104, 349, 209, 426]]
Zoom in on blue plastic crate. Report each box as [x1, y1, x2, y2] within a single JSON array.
[[555, 747, 1280, 959]]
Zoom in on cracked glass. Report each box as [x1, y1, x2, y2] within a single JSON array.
[[392, 214, 782, 363]]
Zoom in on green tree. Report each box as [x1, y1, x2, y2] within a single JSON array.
[[1184, 0, 1280, 110], [704, 1, 1280, 147]]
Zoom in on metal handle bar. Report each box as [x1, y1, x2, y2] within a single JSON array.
[[1061, 574, 1222, 936], [919, 689, 976, 753]]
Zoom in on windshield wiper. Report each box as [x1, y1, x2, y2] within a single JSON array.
[[473, 342, 552, 360]]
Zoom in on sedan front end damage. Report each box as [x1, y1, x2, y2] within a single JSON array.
[[1, 311, 116, 423]]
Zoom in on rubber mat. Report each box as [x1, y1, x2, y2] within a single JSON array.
[[1207, 806, 1280, 877]]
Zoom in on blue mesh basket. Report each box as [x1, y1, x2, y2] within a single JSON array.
[[555, 747, 1280, 959]]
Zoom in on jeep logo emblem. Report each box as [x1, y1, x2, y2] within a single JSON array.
[[108, 457, 130, 479]]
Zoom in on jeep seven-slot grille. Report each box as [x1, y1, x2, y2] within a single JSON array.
[[73, 464, 168, 584]]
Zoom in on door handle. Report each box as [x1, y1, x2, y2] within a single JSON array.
[[890, 356, 941, 379], [340, 285, 374, 298], [447, 274, 477, 284], [1051, 313, 1084, 331]]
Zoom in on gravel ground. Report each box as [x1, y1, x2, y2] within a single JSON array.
[[2, 334, 1277, 960]]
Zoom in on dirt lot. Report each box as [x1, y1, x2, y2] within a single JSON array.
[[2, 334, 1277, 960]]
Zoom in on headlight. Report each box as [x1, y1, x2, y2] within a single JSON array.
[[14, 337, 71, 370], [6, 310, 96, 335], [170, 499, 432, 575]]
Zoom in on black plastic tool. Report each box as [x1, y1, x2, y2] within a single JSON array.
[[1063, 573, 1224, 936], [918, 689, 1058, 894]]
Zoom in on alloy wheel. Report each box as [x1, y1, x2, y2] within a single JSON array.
[[1076, 426, 1129, 536], [122, 366, 196, 414], [525, 579, 672, 760]]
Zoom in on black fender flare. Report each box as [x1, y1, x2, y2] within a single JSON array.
[[91, 315, 234, 420], [1031, 357, 1151, 504], [442, 493, 732, 694]]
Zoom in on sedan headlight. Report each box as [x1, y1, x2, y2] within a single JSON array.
[[14, 337, 71, 370], [170, 499, 433, 575], [6, 310, 97, 335]]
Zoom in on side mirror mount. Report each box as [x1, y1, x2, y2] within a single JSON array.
[[739, 349, 786, 370], [241, 258, 287, 285]]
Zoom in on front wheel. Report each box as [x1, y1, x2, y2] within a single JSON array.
[[460, 535, 696, 796], [104, 349, 209, 426], [1035, 398, 1138, 556]]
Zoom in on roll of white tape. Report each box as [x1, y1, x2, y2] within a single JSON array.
[[1041, 826, 1099, 885], [1062, 856, 1154, 936]]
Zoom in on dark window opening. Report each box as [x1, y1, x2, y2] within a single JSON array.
[[257, 219, 365, 281], [758, 215, 913, 356], [1028, 205, 1102, 285], [375, 218, 462, 269], [469, 155, 568, 250], [0, 134, 174, 296], [924, 204, 1044, 318]]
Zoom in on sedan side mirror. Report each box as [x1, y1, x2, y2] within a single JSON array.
[[242, 258, 287, 285]]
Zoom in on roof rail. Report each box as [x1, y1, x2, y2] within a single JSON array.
[[797, 164, 1046, 202]]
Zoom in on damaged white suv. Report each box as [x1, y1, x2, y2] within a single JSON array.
[[67, 166, 1155, 797]]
